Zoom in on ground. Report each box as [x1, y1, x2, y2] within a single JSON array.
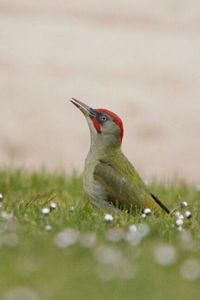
[[0, 170, 199, 300]]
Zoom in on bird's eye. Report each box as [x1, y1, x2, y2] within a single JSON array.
[[99, 115, 107, 122]]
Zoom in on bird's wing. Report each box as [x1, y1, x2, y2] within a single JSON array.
[[93, 160, 159, 211]]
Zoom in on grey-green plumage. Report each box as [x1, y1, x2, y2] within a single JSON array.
[[94, 155, 153, 210], [71, 98, 170, 214]]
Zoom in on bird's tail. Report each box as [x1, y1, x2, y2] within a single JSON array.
[[150, 193, 170, 214]]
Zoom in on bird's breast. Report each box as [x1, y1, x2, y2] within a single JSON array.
[[83, 157, 110, 208]]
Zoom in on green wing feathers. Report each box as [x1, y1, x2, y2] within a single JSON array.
[[94, 157, 169, 213]]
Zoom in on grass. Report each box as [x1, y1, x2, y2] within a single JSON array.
[[0, 169, 200, 300]]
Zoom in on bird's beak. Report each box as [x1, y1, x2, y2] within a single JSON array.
[[70, 98, 96, 118]]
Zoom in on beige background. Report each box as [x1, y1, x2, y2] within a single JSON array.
[[0, 0, 200, 183]]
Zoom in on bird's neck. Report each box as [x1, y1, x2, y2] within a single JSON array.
[[88, 135, 122, 161]]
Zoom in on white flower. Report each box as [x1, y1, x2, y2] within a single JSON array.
[[41, 207, 50, 215], [104, 214, 113, 222], [181, 259, 200, 281], [54, 229, 79, 248], [154, 244, 177, 266]]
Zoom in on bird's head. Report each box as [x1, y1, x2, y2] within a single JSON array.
[[70, 98, 124, 149]]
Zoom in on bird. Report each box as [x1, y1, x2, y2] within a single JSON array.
[[70, 98, 170, 215]]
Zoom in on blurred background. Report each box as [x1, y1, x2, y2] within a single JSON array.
[[0, 0, 200, 183]]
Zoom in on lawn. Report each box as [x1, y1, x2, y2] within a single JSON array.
[[0, 170, 199, 300]]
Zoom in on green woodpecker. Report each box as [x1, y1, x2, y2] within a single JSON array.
[[70, 98, 170, 214]]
